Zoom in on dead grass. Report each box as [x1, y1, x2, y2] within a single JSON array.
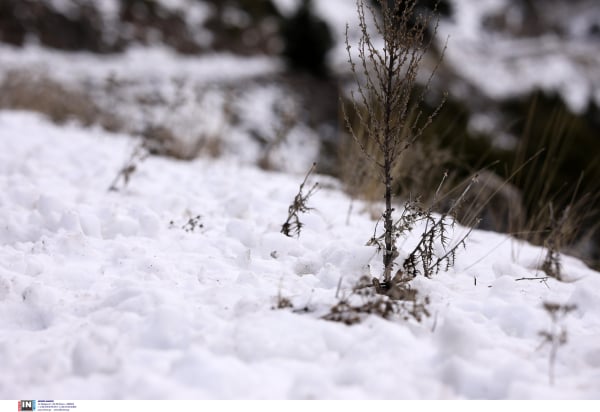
[[323, 276, 430, 325], [0, 70, 227, 162], [142, 125, 224, 160], [338, 106, 454, 206], [0, 70, 121, 131]]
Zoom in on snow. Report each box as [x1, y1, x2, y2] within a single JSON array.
[[439, 0, 600, 113], [0, 45, 279, 87], [0, 44, 321, 174], [309, 0, 600, 113], [1, 110, 599, 399], [0, 0, 599, 399]]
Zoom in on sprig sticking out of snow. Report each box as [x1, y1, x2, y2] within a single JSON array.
[[281, 162, 319, 238]]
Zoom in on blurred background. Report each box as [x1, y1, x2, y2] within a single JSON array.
[[0, 0, 599, 267]]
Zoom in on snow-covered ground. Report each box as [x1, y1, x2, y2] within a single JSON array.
[[0, 44, 320, 173], [1, 0, 599, 400], [1, 111, 599, 399]]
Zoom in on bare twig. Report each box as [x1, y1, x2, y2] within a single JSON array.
[[108, 142, 149, 191], [281, 162, 319, 238], [515, 276, 550, 281]]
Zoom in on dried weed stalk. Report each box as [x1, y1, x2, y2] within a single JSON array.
[[539, 190, 597, 280], [108, 141, 150, 191], [540, 203, 564, 280], [538, 302, 577, 385], [343, 0, 445, 283], [323, 276, 430, 325], [281, 162, 319, 238]]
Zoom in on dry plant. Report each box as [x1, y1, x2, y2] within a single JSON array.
[[342, 0, 446, 285], [338, 121, 383, 204], [134, 81, 230, 161], [108, 141, 150, 192], [538, 302, 577, 385], [539, 187, 599, 280], [0, 70, 121, 131], [402, 175, 477, 278], [168, 213, 204, 233], [323, 276, 430, 325], [272, 290, 294, 310], [281, 162, 319, 238], [540, 203, 566, 280], [367, 173, 478, 282], [507, 95, 600, 270], [182, 215, 204, 233], [339, 100, 454, 209]]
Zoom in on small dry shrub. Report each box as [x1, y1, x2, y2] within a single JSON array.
[[342, 0, 446, 283], [538, 192, 599, 280], [281, 163, 319, 238], [323, 276, 430, 325], [272, 293, 294, 310]]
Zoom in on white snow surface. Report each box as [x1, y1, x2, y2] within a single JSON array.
[[0, 45, 279, 87], [1, 111, 600, 399], [310, 0, 600, 113], [439, 0, 600, 113], [0, 44, 321, 175]]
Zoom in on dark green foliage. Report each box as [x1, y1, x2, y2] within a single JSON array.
[[370, 0, 452, 17], [120, 0, 202, 53], [418, 90, 600, 268], [369, 0, 452, 49], [280, 0, 334, 77], [0, 0, 282, 55], [505, 93, 600, 222], [0, 0, 106, 52], [204, 0, 282, 55]]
